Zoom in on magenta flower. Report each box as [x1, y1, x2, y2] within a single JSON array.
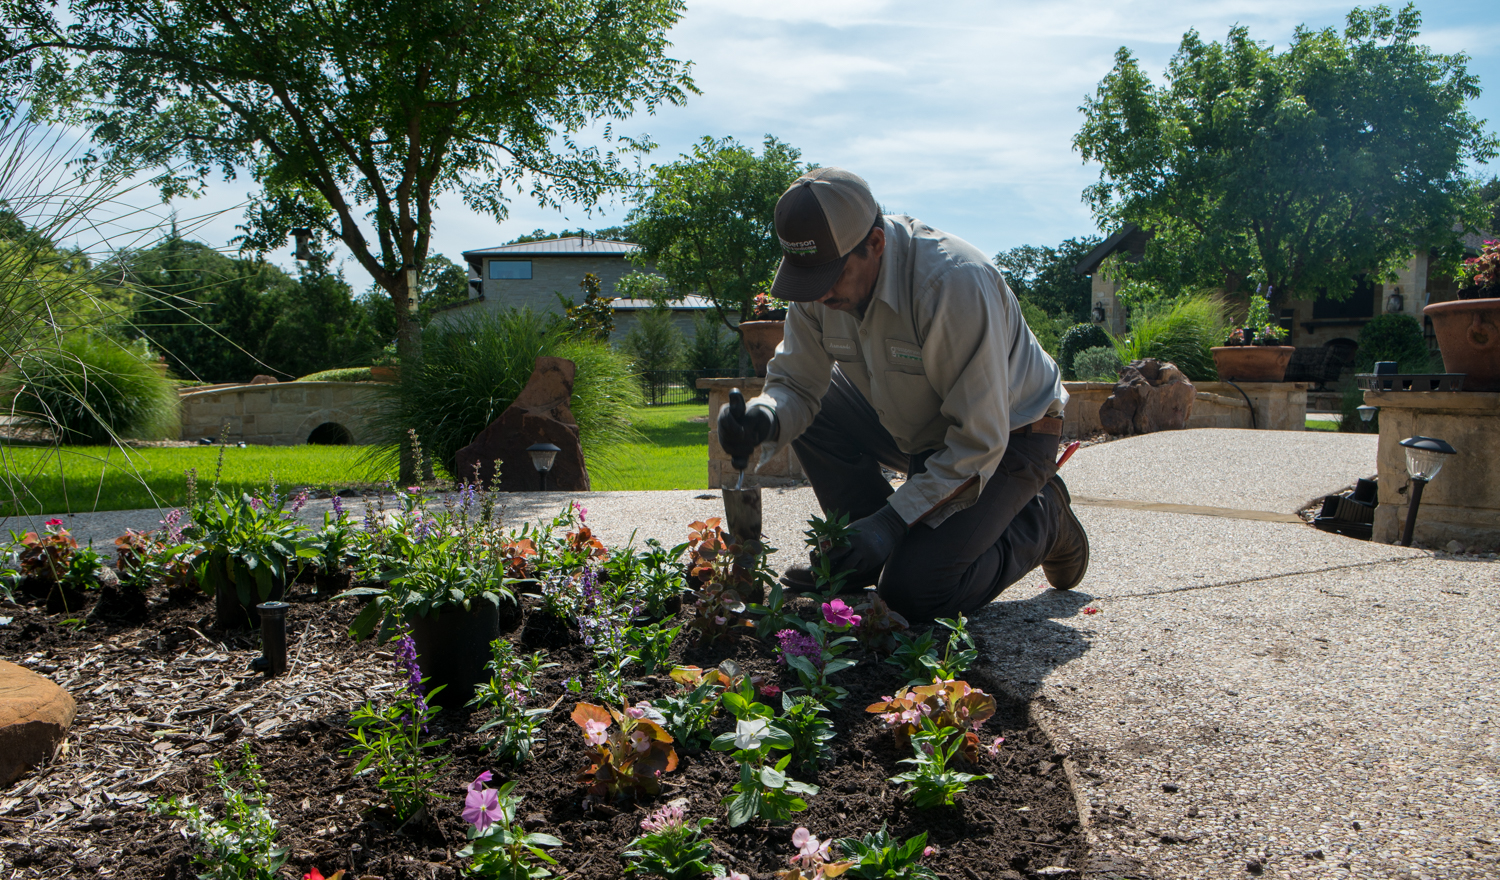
[[986, 736, 1005, 758], [462, 773, 502, 832], [45, 517, 63, 527], [775, 629, 823, 668], [821, 598, 861, 629], [572, 501, 587, 522]]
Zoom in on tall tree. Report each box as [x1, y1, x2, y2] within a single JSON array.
[[625, 135, 805, 345], [994, 236, 1101, 324], [1074, 4, 1497, 306], [2, 0, 694, 381]]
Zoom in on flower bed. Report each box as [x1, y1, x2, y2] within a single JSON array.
[[0, 489, 1087, 880]]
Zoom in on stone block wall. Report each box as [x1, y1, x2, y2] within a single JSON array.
[[1366, 390, 1500, 551], [1059, 381, 1307, 436], [179, 381, 380, 446]]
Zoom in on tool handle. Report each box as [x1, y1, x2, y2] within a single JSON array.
[[1056, 440, 1080, 468], [728, 388, 750, 472]]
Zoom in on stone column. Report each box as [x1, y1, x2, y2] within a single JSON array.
[[696, 378, 806, 489]]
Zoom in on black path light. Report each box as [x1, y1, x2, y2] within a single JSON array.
[[1398, 435, 1457, 547], [527, 442, 561, 491], [1091, 301, 1107, 324]]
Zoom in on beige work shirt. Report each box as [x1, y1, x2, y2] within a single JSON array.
[[751, 215, 1067, 527]]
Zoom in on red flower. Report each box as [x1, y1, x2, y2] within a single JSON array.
[[1082, 607, 1099, 615], [45, 518, 63, 527]]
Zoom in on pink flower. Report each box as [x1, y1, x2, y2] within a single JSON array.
[[45, 518, 63, 527], [626, 705, 646, 719], [462, 775, 503, 832], [1083, 606, 1099, 615], [986, 736, 1005, 758], [629, 729, 652, 754], [714, 874, 749, 880], [583, 719, 609, 746], [573, 501, 588, 522], [758, 683, 781, 699], [640, 803, 684, 834], [821, 598, 861, 629], [923, 845, 936, 858], [406, 486, 421, 495], [790, 827, 832, 866]]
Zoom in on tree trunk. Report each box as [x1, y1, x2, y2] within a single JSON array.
[[393, 277, 424, 484]]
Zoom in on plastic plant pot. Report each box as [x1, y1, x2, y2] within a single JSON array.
[[406, 597, 502, 708]]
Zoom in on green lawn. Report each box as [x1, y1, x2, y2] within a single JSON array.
[[1305, 418, 1339, 432], [0, 403, 709, 515]]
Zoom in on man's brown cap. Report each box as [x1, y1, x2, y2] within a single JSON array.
[[770, 167, 880, 302]]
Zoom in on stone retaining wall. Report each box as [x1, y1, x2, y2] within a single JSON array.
[[1061, 381, 1307, 437], [178, 381, 380, 446]]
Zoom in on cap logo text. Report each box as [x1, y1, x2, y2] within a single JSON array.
[[779, 237, 819, 256]]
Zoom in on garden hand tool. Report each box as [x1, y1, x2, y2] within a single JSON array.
[[720, 388, 763, 544]]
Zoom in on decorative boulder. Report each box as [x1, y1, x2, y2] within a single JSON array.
[[1098, 358, 1196, 436], [455, 356, 590, 491], [249, 374, 278, 384], [0, 660, 76, 787]]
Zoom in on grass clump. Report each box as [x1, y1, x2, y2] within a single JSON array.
[[1112, 293, 1228, 381], [1, 333, 179, 443], [296, 367, 377, 382], [369, 308, 641, 480]]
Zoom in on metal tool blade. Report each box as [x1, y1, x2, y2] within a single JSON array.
[[721, 487, 763, 546]]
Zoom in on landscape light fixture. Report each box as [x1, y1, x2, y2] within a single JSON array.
[[255, 601, 290, 677], [1092, 302, 1107, 324], [291, 228, 312, 261], [527, 442, 561, 491], [1397, 435, 1456, 547], [1357, 405, 1377, 423], [1386, 287, 1404, 314]]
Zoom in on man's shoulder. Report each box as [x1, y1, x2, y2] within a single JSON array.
[[892, 215, 1000, 294]]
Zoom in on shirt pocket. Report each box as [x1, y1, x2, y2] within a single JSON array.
[[822, 336, 860, 363], [883, 338, 926, 375]]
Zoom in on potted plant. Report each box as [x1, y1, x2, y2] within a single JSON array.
[[1211, 293, 1294, 382], [341, 492, 518, 707], [1425, 239, 1500, 391], [190, 487, 314, 628], [740, 291, 788, 378]]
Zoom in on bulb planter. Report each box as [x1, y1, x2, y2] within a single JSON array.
[[1210, 345, 1294, 382], [406, 597, 502, 708], [1424, 297, 1500, 391], [738, 320, 785, 378]]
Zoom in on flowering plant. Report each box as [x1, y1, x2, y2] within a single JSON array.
[[1457, 239, 1500, 295], [189, 483, 314, 610], [780, 617, 858, 707], [470, 639, 559, 764], [15, 519, 79, 583], [778, 693, 836, 773], [456, 774, 565, 879], [344, 634, 450, 821], [150, 743, 287, 880], [712, 688, 818, 826], [621, 804, 725, 879], [834, 824, 939, 880], [775, 827, 849, 880], [571, 702, 679, 804], [888, 713, 990, 808], [865, 678, 996, 763], [752, 291, 789, 320], [114, 525, 195, 591]]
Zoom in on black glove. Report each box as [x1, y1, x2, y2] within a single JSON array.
[[828, 503, 908, 574], [717, 387, 777, 469]]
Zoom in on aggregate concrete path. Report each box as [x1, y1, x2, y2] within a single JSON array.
[[1061, 428, 1378, 516], [11, 429, 1498, 880]]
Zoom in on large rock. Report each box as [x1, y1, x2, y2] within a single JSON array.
[[1098, 358, 1196, 436], [0, 660, 76, 787], [455, 357, 591, 491]]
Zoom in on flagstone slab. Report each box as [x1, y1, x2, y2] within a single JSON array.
[[0, 660, 76, 787]]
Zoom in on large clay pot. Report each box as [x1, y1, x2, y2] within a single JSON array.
[[407, 599, 501, 709], [739, 320, 785, 378], [1424, 298, 1500, 391], [1210, 346, 1294, 382]]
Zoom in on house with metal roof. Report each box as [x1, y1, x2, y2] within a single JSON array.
[[437, 235, 712, 340]]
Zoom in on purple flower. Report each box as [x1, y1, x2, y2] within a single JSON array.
[[394, 632, 426, 700], [462, 774, 502, 832], [573, 501, 587, 522], [248, 497, 264, 510], [776, 629, 823, 668], [331, 495, 345, 519], [161, 508, 185, 543], [413, 513, 432, 542], [821, 598, 861, 629], [291, 489, 309, 515]]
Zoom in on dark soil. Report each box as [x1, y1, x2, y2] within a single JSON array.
[[2, 583, 1087, 880]]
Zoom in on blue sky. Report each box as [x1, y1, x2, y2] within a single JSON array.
[[136, 1, 1500, 276]]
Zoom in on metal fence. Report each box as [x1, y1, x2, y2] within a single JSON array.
[[636, 369, 737, 406]]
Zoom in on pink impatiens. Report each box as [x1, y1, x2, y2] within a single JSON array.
[[462, 772, 502, 832], [821, 598, 861, 629]]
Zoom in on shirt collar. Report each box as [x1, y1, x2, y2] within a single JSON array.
[[869, 215, 908, 316]]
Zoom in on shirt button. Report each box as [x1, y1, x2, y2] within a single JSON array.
[[859, 328, 867, 337], [877, 409, 885, 417]]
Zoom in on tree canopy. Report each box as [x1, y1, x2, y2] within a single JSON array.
[[2, 0, 695, 372], [1074, 4, 1497, 304], [625, 135, 805, 337], [994, 236, 1101, 324]]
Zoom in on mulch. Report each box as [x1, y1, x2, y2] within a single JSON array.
[[1, 580, 1090, 880]]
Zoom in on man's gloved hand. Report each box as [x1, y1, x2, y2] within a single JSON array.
[[828, 503, 908, 575], [717, 388, 777, 465]]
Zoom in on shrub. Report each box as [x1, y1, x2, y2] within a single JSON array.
[[684, 312, 739, 375], [1112, 293, 1228, 381], [1355, 314, 1431, 374], [1072, 345, 1122, 381], [1057, 323, 1112, 379], [296, 367, 375, 382], [1, 333, 178, 443], [1018, 297, 1068, 360], [620, 304, 684, 373], [368, 308, 640, 479]]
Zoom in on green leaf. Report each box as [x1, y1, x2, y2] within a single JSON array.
[[348, 600, 383, 641], [822, 658, 857, 677], [525, 832, 564, 847], [725, 790, 760, 827], [759, 765, 786, 789]]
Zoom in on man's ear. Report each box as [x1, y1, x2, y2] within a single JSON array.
[[866, 225, 886, 260]]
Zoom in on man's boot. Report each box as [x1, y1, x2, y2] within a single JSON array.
[[1042, 476, 1089, 590]]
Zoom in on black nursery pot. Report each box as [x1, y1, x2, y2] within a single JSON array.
[[214, 576, 287, 629], [407, 598, 501, 709]]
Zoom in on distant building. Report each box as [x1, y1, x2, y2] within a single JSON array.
[[435, 235, 712, 341]]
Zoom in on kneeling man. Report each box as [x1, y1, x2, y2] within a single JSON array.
[[718, 167, 1089, 622]]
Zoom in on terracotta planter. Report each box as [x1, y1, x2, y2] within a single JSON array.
[[739, 320, 785, 378], [1210, 346, 1294, 382], [1424, 298, 1500, 391]]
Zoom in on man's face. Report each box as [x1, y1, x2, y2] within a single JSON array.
[[813, 226, 885, 313]]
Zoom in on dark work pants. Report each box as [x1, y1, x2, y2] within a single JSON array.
[[790, 366, 1062, 622]]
